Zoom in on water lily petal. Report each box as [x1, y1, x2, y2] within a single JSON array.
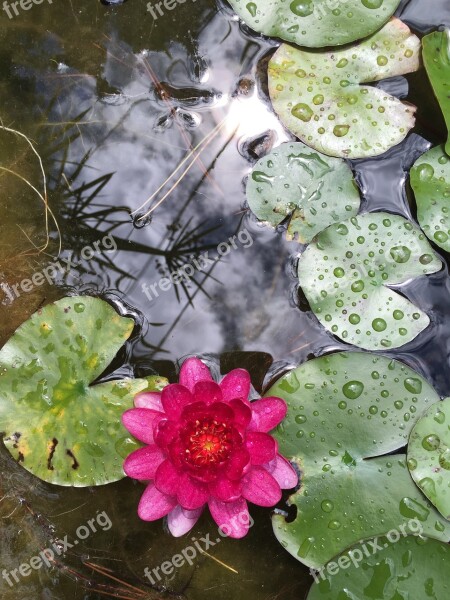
[[268, 455, 298, 490], [122, 408, 164, 444], [229, 399, 252, 432], [241, 467, 282, 507], [161, 384, 193, 418], [225, 447, 251, 480], [154, 419, 179, 447], [245, 432, 277, 465], [123, 445, 165, 480], [249, 397, 287, 432], [220, 369, 251, 404], [167, 505, 204, 537], [134, 391, 163, 411], [208, 497, 250, 538], [193, 381, 223, 405], [209, 476, 241, 502], [178, 473, 210, 510], [138, 483, 177, 521], [154, 459, 181, 496], [179, 357, 213, 392]]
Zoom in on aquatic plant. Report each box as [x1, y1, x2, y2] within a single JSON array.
[[410, 145, 450, 252], [246, 141, 360, 243], [268, 351, 450, 568], [227, 0, 401, 48], [0, 296, 167, 486], [297, 212, 441, 350], [407, 398, 450, 520], [422, 28, 450, 155], [268, 19, 420, 158], [306, 535, 450, 599], [121, 356, 298, 538]]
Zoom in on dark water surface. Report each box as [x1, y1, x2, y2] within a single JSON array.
[[0, 0, 449, 598]]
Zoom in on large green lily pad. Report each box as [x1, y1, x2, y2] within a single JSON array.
[[246, 142, 360, 243], [407, 398, 450, 521], [227, 0, 401, 49], [411, 145, 450, 252], [268, 19, 420, 158], [307, 535, 450, 599], [0, 296, 167, 487], [423, 28, 450, 154], [268, 352, 450, 569], [297, 212, 442, 350]]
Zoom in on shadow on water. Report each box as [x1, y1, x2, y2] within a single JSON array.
[[0, 0, 450, 597]]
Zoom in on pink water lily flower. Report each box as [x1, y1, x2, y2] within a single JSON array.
[[122, 357, 298, 538]]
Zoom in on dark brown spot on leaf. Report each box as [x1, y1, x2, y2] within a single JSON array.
[[47, 438, 58, 470], [66, 449, 79, 470]]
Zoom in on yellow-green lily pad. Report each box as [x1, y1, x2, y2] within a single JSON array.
[[0, 296, 167, 487]]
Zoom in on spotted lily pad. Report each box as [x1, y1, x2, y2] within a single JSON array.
[[268, 352, 450, 569], [268, 19, 420, 158], [246, 142, 360, 243], [0, 297, 167, 487], [306, 535, 450, 599], [411, 145, 450, 252], [423, 28, 450, 154], [407, 398, 450, 520], [227, 0, 401, 48], [298, 212, 442, 350]]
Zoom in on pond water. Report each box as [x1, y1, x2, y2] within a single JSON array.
[[0, 0, 449, 598]]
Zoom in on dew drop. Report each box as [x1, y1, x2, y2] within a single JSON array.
[[404, 377, 422, 394], [372, 318, 387, 332], [246, 2, 257, 17], [342, 381, 364, 400], [333, 124, 350, 137], [321, 500, 334, 513], [361, 0, 383, 8], [421, 434, 441, 451], [290, 0, 314, 17], [390, 245, 411, 263], [418, 163, 435, 181], [291, 103, 314, 122]]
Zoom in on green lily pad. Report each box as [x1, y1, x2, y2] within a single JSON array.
[[307, 535, 450, 599], [0, 296, 167, 487], [268, 19, 420, 159], [227, 0, 401, 48], [297, 212, 442, 350], [246, 142, 360, 243], [423, 28, 450, 155], [407, 398, 450, 521], [411, 145, 450, 252], [268, 351, 450, 569]]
